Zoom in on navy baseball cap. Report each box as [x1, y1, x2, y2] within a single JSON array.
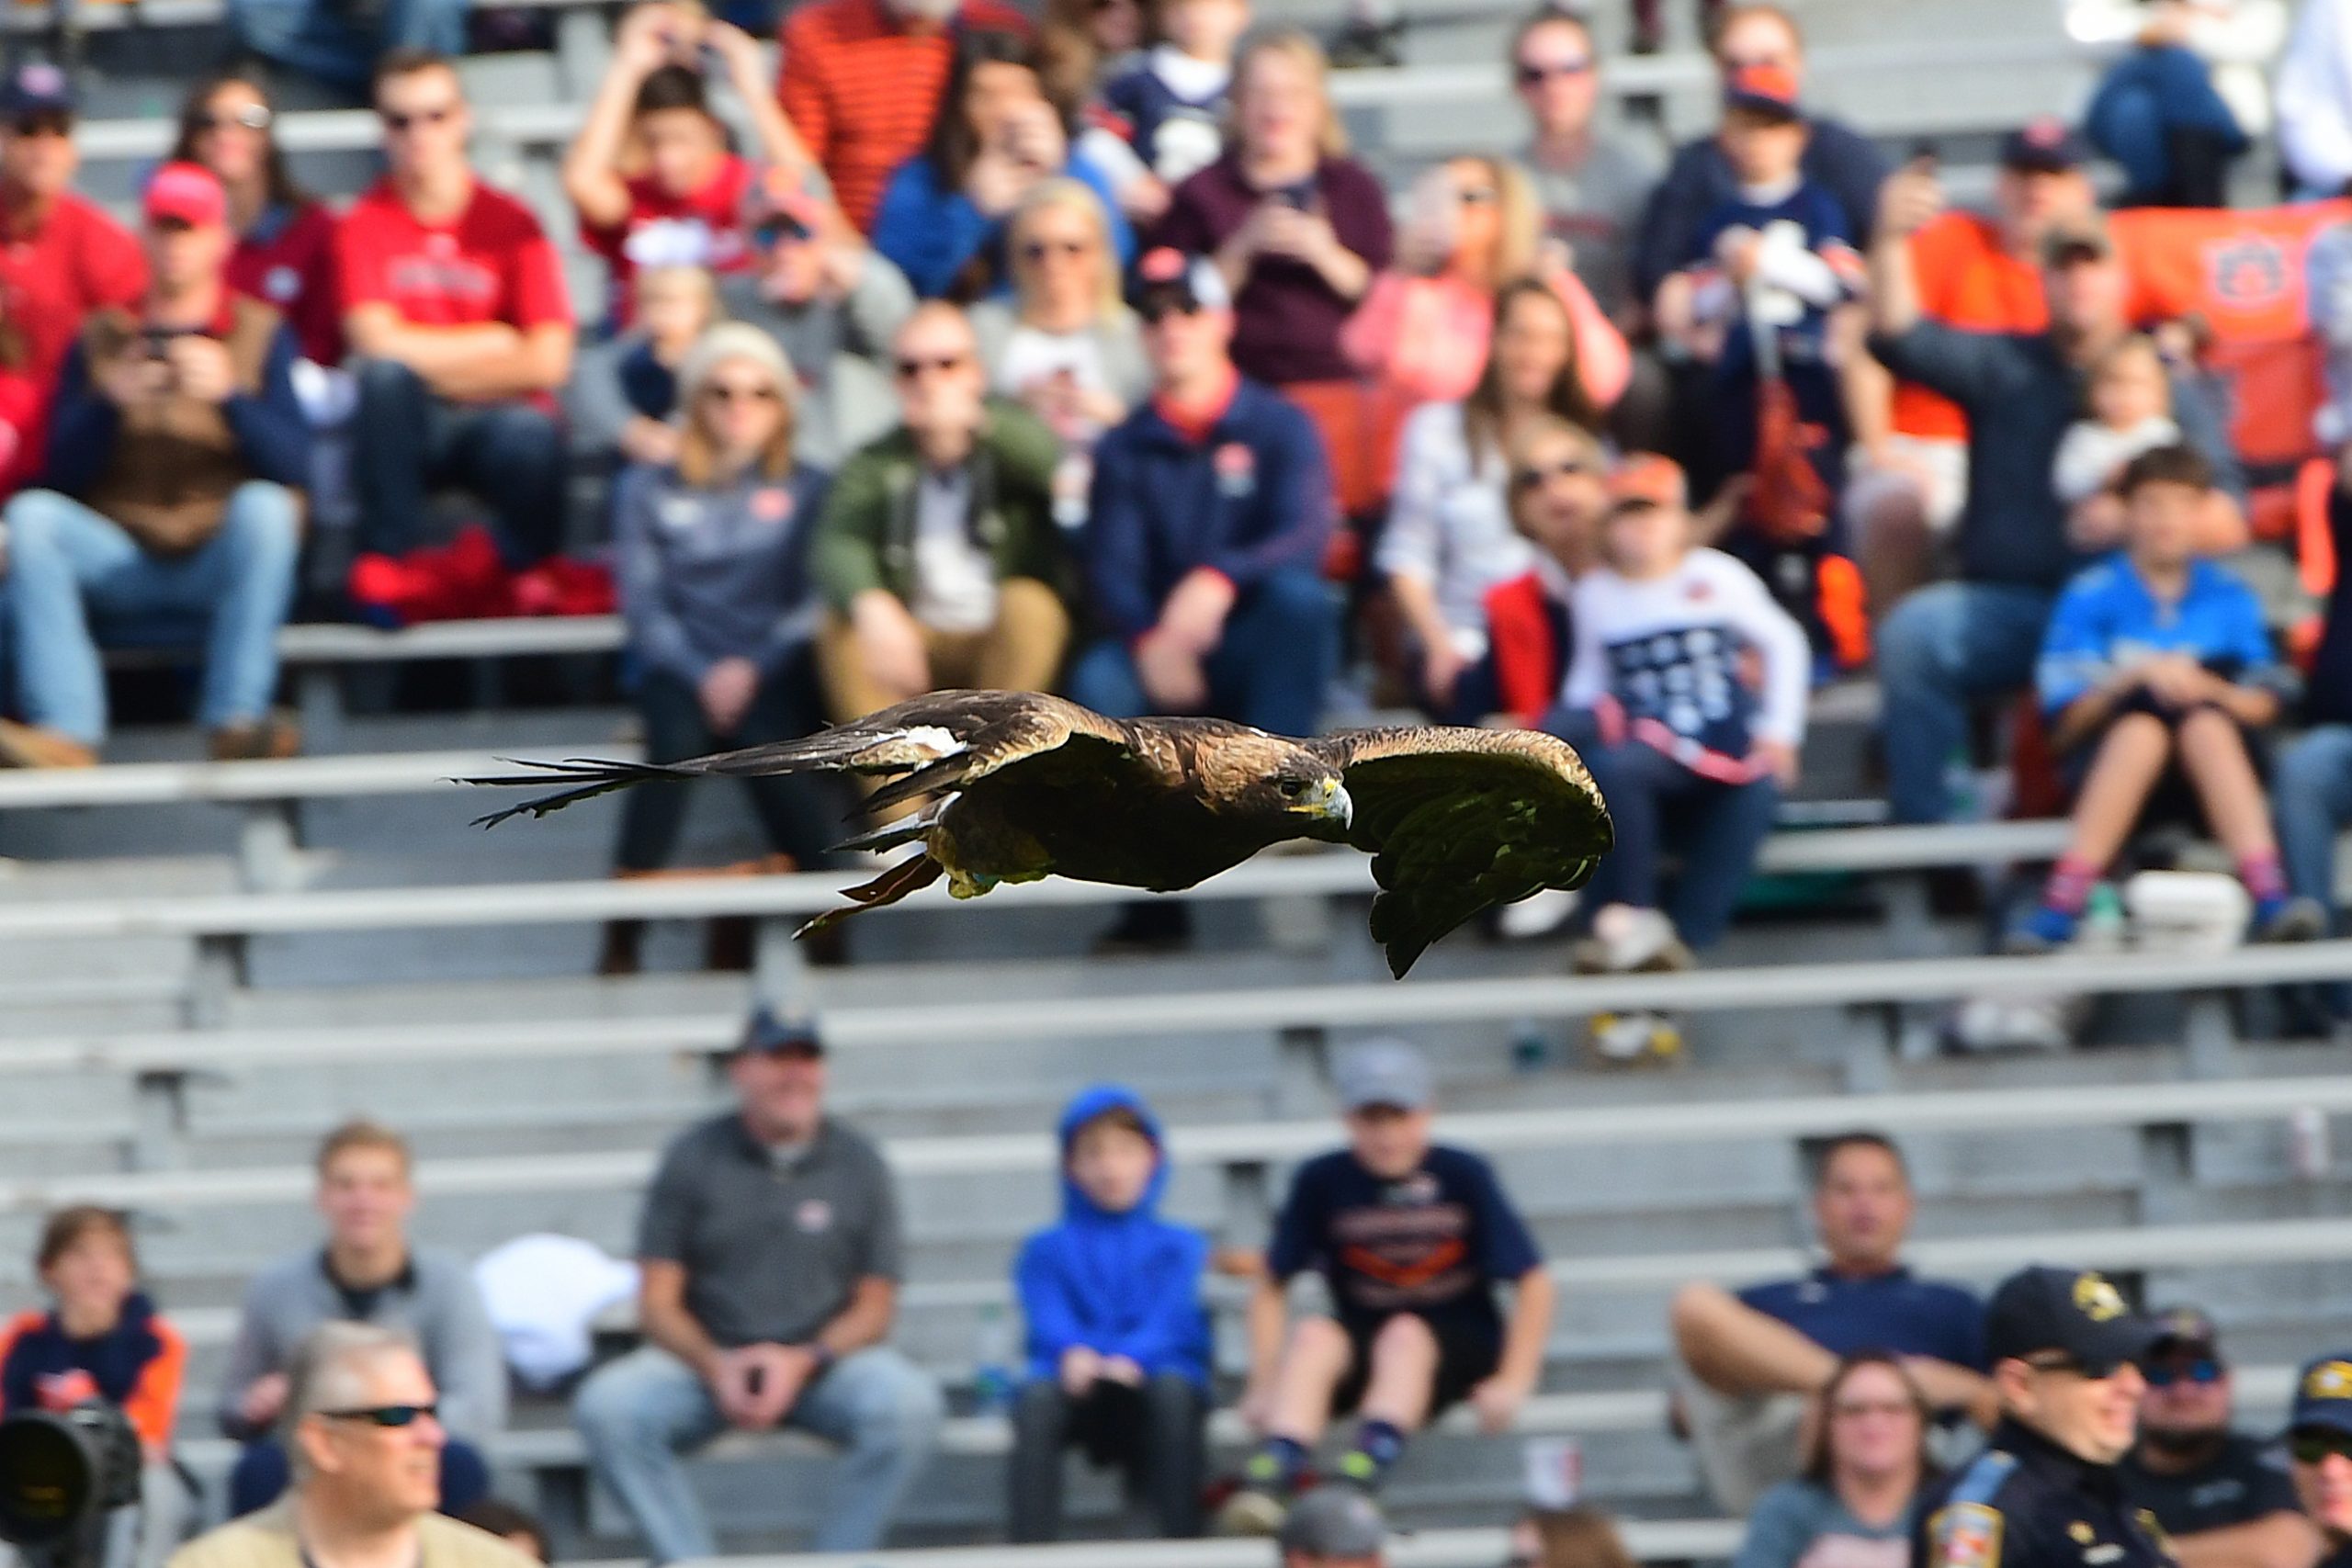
[[0, 61, 74, 121], [1984, 1266, 2157, 1374], [2001, 117, 2088, 174], [737, 1006, 824, 1057], [2146, 1304, 2222, 1359], [2289, 1354, 2352, 1439]]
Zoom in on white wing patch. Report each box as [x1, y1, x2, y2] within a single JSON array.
[[899, 726, 967, 758]]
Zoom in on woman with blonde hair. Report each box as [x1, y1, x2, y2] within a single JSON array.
[[1344, 154, 1628, 411], [598, 323, 838, 974]]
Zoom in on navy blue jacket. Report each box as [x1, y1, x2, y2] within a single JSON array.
[[1083, 375, 1333, 638], [1633, 116, 1889, 301], [44, 320, 309, 502]]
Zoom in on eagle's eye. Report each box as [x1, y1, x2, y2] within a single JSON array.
[[1278, 777, 1306, 798]]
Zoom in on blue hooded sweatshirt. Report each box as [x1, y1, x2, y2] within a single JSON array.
[[1014, 1085, 1214, 1389]]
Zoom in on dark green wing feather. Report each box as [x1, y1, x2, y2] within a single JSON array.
[[1306, 727, 1612, 977]]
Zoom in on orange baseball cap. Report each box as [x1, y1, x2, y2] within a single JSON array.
[[1605, 453, 1687, 513]]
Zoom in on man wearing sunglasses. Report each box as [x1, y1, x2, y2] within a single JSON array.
[[1915, 1266, 2172, 1568], [2121, 1308, 2318, 1568], [1510, 8, 1655, 328], [170, 1324, 535, 1568], [2286, 1354, 2352, 1568], [0, 63, 145, 412]]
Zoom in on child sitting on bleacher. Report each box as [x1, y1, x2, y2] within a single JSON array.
[[2052, 334, 2181, 547], [2010, 443, 2326, 952], [1009, 1085, 1211, 1541]]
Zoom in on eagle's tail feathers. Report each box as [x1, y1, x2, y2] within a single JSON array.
[[796, 853, 944, 939], [461, 758, 692, 827]]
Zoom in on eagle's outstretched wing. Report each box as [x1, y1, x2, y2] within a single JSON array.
[[461, 690, 1140, 828], [1306, 727, 1612, 977]]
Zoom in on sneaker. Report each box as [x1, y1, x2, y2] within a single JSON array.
[[208, 714, 300, 761], [1214, 1484, 1290, 1538], [1583, 905, 1694, 973], [1496, 887, 1578, 941], [0, 719, 96, 769], [2253, 896, 2329, 944], [1591, 1010, 1681, 1064], [2002, 904, 2078, 955]]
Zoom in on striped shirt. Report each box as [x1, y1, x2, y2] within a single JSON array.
[[775, 0, 1030, 233]]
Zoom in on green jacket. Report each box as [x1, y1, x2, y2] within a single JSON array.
[[810, 398, 1068, 615]]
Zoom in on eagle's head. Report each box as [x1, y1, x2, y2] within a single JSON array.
[[1254, 753, 1354, 842]]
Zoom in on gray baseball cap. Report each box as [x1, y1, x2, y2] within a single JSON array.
[[1278, 1485, 1389, 1558], [1334, 1039, 1433, 1113]]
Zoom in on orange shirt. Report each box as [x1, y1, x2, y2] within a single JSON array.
[[1894, 211, 2048, 441]]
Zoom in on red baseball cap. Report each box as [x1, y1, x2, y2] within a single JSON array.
[[144, 162, 226, 229], [1606, 453, 1687, 513]]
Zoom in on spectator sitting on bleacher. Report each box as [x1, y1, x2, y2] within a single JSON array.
[[218, 1121, 503, 1518], [1732, 1352, 1932, 1568], [2009, 444, 2322, 953], [0, 162, 308, 771], [2, 1207, 188, 1568], [775, 0, 1030, 236], [172, 1325, 536, 1568], [1341, 159, 1628, 416], [597, 325, 839, 976], [1630, 5, 1886, 333], [715, 171, 909, 471], [564, 2, 820, 327], [573, 1010, 944, 1559], [0, 63, 144, 415], [1088, 0, 1248, 226], [1514, 7, 1660, 337], [2286, 1352, 2352, 1568], [1279, 1485, 1391, 1568], [2083, 2, 2247, 209], [341, 51, 575, 574], [809, 300, 1069, 722], [225, 0, 466, 105], [1220, 1040, 1555, 1536], [1484, 414, 1609, 734], [171, 73, 345, 371], [2052, 336, 2184, 536], [871, 28, 1135, 300], [1668, 1132, 1990, 1515], [1008, 1084, 1212, 1542], [570, 264, 718, 477], [1842, 121, 2091, 626], [1554, 455, 1808, 1055], [1377, 278, 1597, 727], [2119, 1307, 2320, 1568], [1864, 173, 2245, 829], [2274, 446, 2352, 1017], [969, 177, 1148, 477]]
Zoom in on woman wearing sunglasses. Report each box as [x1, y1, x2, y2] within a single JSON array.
[[1736, 1353, 1934, 1568], [599, 323, 840, 974], [1376, 277, 1601, 728], [169, 73, 342, 370]]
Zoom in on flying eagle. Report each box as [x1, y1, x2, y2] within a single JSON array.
[[464, 691, 1611, 976]]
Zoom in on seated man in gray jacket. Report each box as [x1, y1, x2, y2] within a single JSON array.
[[217, 1120, 505, 1517]]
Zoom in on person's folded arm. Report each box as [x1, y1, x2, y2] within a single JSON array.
[[639, 1258, 722, 1378], [1014, 1235, 1092, 1372], [811, 1277, 897, 1359], [345, 305, 526, 386], [422, 321, 573, 402], [2169, 1512, 2324, 1568]]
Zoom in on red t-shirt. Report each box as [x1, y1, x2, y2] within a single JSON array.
[[1894, 210, 2048, 442], [0, 190, 146, 384], [581, 152, 756, 323], [336, 176, 572, 333], [228, 199, 344, 367]]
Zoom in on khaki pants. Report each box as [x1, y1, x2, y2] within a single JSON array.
[[816, 576, 1070, 722], [1670, 1350, 1807, 1516]]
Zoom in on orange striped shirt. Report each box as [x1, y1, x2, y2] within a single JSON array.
[[776, 0, 1030, 233]]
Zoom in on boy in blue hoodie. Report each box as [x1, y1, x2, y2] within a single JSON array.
[[1010, 1085, 1214, 1541]]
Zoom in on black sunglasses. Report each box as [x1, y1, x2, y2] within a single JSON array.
[[894, 352, 969, 379], [1515, 56, 1592, 86], [1513, 457, 1589, 492], [2143, 1358, 2223, 1388], [2294, 1430, 2352, 1466], [320, 1401, 439, 1427], [1138, 296, 1204, 325]]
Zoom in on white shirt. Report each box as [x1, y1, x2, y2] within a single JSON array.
[[910, 466, 1000, 634], [1374, 400, 1536, 660], [1562, 547, 1811, 750]]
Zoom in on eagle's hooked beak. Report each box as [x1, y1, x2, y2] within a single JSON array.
[[1294, 775, 1352, 830]]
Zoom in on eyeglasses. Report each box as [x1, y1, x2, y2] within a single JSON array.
[[197, 103, 272, 133], [2292, 1431, 2352, 1466], [701, 382, 781, 405], [1515, 55, 1593, 85], [319, 1402, 439, 1427], [1021, 238, 1092, 263], [379, 104, 457, 133], [894, 352, 969, 379], [2022, 1352, 2128, 1380], [2142, 1359, 2223, 1388], [1512, 458, 1589, 491], [1138, 297, 1204, 325]]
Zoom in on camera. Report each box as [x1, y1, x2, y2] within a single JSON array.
[[0, 1402, 144, 1565]]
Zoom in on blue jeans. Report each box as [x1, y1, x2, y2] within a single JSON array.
[[351, 358, 568, 567], [228, 1434, 490, 1517], [1877, 581, 2055, 825], [2, 484, 300, 746], [1577, 739, 1780, 950], [2278, 726, 2352, 921], [2085, 44, 2245, 205], [574, 1344, 945, 1561], [226, 0, 469, 97], [1067, 568, 1336, 735]]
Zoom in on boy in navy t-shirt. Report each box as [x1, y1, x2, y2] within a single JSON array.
[[1218, 1040, 1554, 1535]]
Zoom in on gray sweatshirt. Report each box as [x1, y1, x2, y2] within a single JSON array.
[[217, 1247, 508, 1442]]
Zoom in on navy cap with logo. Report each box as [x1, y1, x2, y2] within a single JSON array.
[[2146, 1304, 2220, 1359], [737, 1006, 824, 1057], [2001, 117, 2088, 174], [0, 61, 74, 121], [1278, 1485, 1389, 1558], [2288, 1354, 2352, 1439], [1984, 1265, 2157, 1374]]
